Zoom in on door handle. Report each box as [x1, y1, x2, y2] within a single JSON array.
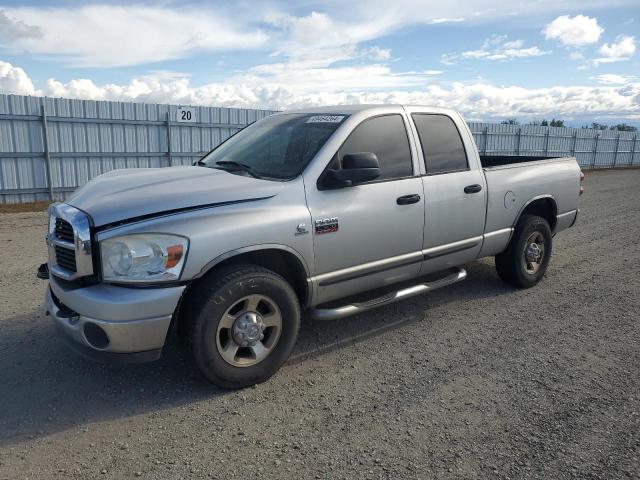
[[464, 184, 482, 194], [397, 194, 421, 205]]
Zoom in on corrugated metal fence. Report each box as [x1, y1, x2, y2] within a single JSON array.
[[0, 94, 275, 203], [0, 93, 638, 203], [467, 122, 639, 171]]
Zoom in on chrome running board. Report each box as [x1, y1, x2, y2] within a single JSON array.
[[311, 267, 467, 321]]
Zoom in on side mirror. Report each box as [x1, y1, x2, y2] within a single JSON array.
[[323, 152, 381, 188]]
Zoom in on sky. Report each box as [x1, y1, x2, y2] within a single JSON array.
[[0, 0, 638, 125]]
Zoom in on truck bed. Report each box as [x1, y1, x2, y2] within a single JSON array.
[[480, 155, 563, 168], [481, 156, 580, 235]]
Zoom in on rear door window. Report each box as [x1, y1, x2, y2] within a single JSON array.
[[412, 114, 468, 175]]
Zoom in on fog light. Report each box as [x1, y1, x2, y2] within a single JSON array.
[[83, 323, 110, 349]]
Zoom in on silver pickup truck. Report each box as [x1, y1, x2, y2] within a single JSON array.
[[41, 105, 583, 388]]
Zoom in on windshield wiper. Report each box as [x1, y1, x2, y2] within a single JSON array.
[[195, 160, 208, 167], [213, 161, 261, 178]]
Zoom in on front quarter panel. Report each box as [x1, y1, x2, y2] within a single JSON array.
[[95, 177, 314, 281]]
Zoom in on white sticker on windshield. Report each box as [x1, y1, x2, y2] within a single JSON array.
[[306, 115, 345, 123]]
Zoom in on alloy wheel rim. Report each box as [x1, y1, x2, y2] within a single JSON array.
[[216, 294, 282, 367], [523, 231, 545, 274]]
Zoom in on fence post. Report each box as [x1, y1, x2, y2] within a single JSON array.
[[482, 126, 488, 155], [543, 127, 550, 156], [166, 111, 173, 167], [612, 132, 621, 168], [590, 131, 599, 169], [632, 133, 638, 167], [41, 104, 55, 202], [570, 130, 578, 157], [515, 127, 521, 156]]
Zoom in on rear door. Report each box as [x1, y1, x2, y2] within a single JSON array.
[[406, 110, 487, 274], [305, 112, 425, 304]]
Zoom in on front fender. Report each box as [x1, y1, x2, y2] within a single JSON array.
[[194, 243, 311, 280], [94, 178, 314, 283]]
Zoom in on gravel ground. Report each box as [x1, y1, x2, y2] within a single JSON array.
[[0, 169, 638, 480]]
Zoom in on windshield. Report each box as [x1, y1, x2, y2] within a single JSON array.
[[200, 113, 347, 180]]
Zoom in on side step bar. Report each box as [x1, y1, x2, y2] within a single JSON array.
[[311, 267, 467, 321]]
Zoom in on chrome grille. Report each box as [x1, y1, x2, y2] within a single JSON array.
[[55, 245, 77, 272], [54, 218, 74, 243], [48, 204, 94, 281]]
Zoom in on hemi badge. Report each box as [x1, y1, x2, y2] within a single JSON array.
[[314, 217, 339, 234]]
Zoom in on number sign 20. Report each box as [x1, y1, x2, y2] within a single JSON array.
[[176, 107, 196, 123]]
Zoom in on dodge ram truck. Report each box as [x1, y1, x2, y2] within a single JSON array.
[[40, 105, 583, 388]]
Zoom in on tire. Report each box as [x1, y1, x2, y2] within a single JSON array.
[[495, 215, 552, 288], [183, 264, 300, 389]]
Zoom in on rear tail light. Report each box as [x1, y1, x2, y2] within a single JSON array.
[[579, 171, 585, 195]]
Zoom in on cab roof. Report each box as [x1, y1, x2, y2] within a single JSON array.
[[283, 104, 458, 115]]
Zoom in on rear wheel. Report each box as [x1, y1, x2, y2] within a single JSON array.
[[183, 264, 300, 389], [495, 215, 552, 288]]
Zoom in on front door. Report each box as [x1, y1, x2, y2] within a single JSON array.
[[305, 113, 425, 304]]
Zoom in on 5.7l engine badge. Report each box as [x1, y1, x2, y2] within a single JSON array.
[[314, 217, 339, 234]]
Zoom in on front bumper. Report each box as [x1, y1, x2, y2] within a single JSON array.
[[46, 274, 185, 361]]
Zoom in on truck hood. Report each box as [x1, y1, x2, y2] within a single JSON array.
[[67, 166, 285, 227]]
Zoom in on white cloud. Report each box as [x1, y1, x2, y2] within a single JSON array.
[[591, 74, 637, 84], [265, 11, 340, 51], [0, 6, 268, 67], [264, 2, 621, 63], [0, 10, 41, 42], [316, 0, 630, 40], [1, 2, 639, 124], [593, 35, 636, 65], [429, 17, 465, 24], [487, 47, 548, 60], [363, 47, 392, 61], [0, 60, 36, 95], [263, 10, 399, 63], [543, 15, 603, 46], [1, 59, 638, 122], [599, 35, 636, 58], [442, 36, 549, 64], [241, 62, 441, 94], [502, 40, 524, 49], [1, 2, 634, 68]]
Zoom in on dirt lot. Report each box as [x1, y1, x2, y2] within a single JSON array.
[[0, 169, 638, 480], [0, 201, 48, 214]]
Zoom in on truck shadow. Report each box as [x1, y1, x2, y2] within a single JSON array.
[[0, 260, 512, 447]]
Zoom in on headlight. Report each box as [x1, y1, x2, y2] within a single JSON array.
[[101, 234, 188, 283]]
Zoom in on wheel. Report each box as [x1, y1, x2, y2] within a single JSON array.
[[183, 264, 301, 389], [495, 215, 552, 288]]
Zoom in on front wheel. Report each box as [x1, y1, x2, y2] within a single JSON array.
[[495, 215, 552, 288], [183, 264, 301, 389]]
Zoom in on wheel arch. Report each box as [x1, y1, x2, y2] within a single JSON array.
[[514, 195, 558, 231], [170, 245, 311, 340], [190, 244, 311, 305]]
